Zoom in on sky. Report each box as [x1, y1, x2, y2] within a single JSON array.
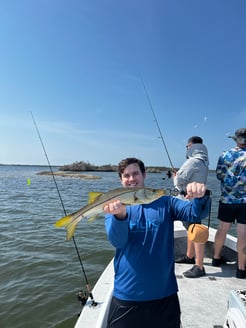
[[0, 0, 246, 169]]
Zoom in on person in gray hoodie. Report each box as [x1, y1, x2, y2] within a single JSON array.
[[174, 136, 209, 278]]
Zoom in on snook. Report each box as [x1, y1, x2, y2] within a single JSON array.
[[55, 187, 166, 240]]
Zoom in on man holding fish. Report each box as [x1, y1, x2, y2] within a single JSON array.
[[103, 157, 209, 328]]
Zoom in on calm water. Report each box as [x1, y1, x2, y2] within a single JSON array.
[[0, 166, 236, 328]]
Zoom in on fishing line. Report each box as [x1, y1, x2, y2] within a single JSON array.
[[139, 80, 185, 327], [30, 111, 97, 307], [139, 75, 175, 171]]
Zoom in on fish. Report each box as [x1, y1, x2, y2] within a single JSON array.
[[55, 187, 166, 240]]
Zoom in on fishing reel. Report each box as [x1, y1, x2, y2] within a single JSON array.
[[77, 289, 98, 309], [168, 188, 211, 197], [166, 187, 184, 197], [77, 289, 88, 307]]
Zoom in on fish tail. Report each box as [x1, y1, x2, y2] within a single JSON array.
[[55, 215, 73, 228], [55, 215, 78, 240]]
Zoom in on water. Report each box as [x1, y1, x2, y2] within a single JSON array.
[[0, 166, 236, 328]]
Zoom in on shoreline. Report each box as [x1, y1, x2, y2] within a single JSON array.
[[36, 171, 102, 179]]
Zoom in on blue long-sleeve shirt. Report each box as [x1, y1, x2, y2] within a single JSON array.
[[105, 195, 209, 301]]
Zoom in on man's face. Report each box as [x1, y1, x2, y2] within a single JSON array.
[[120, 163, 146, 187]]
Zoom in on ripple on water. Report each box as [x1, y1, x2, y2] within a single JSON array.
[[0, 168, 236, 327]]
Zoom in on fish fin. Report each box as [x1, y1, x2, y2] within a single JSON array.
[[88, 191, 103, 204], [66, 222, 78, 240], [55, 215, 73, 228], [87, 214, 100, 222]]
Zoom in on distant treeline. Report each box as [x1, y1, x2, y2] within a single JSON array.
[[59, 161, 172, 173]]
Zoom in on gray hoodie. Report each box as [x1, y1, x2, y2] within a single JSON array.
[[173, 143, 209, 192]]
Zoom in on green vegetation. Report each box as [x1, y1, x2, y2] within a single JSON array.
[[59, 161, 171, 173], [59, 161, 117, 172]]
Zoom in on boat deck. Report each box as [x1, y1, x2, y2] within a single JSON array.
[[176, 257, 245, 327], [174, 222, 245, 328]]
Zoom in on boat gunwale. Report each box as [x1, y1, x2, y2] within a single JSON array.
[[75, 223, 241, 328]]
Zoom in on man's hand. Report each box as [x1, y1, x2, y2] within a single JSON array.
[[185, 182, 206, 199], [103, 200, 127, 220]]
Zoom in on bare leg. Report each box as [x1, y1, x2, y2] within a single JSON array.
[[194, 243, 205, 269], [183, 239, 206, 278], [186, 239, 195, 259], [213, 221, 231, 259], [237, 223, 246, 270]]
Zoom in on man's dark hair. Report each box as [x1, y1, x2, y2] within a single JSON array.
[[118, 157, 146, 178], [188, 136, 203, 144]]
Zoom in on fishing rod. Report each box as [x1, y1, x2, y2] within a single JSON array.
[[139, 76, 176, 172], [30, 111, 97, 307]]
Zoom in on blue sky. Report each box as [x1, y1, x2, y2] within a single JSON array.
[[0, 0, 245, 169]]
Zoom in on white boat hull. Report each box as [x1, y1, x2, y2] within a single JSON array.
[[75, 222, 245, 328]]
